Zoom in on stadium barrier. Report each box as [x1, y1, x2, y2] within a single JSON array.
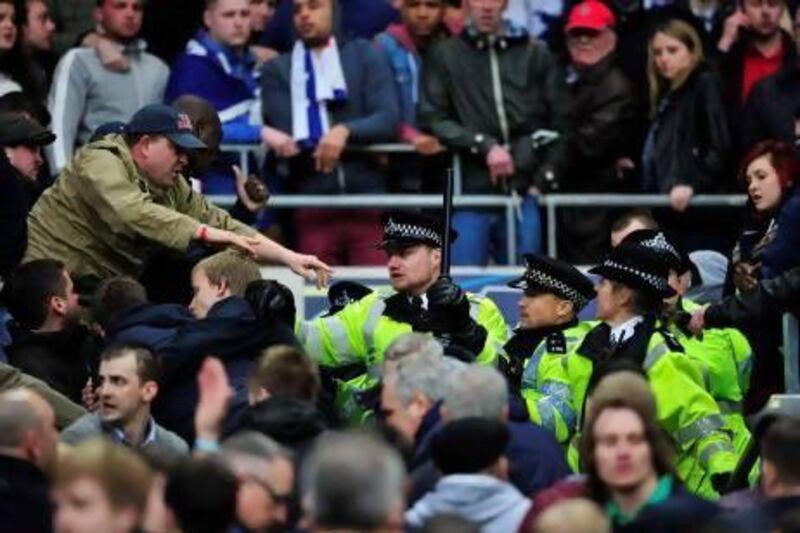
[[218, 143, 747, 263]]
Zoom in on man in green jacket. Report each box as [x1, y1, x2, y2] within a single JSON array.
[[419, 0, 568, 264], [297, 210, 509, 424], [531, 242, 738, 498], [25, 104, 330, 291]]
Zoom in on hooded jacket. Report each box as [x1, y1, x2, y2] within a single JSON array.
[[419, 23, 569, 193], [243, 396, 326, 458], [406, 474, 532, 533], [25, 134, 257, 282]]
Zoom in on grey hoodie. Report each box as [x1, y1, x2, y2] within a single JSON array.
[[47, 40, 169, 174], [406, 474, 532, 533]]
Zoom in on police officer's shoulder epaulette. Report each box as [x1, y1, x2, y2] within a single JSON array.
[[375, 288, 397, 300], [657, 328, 685, 353], [546, 331, 568, 355]]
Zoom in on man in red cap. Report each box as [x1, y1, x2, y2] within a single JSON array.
[[557, 0, 636, 263]]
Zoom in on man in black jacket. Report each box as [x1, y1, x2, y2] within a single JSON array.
[[559, 0, 636, 263], [0, 112, 55, 280], [6, 259, 99, 404], [689, 263, 800, 332], [419, 0, 568, 265]]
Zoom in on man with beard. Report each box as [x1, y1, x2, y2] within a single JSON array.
[[5, 259, 99, 404], [60, 344, 189, 461], [260, 0, 399, 266], [558, 0, 636, 263], [718, 0, 795, 148]]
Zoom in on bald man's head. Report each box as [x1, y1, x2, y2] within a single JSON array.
[[0, 389, 58, 474]]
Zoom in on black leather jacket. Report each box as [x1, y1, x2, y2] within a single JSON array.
[[706, 264, 800, 329], [642, 64, 732, 193]]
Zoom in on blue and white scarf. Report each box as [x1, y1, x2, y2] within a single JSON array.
[[290, 37, 348, 147]]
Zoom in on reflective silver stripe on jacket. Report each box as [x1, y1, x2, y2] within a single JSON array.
[[675, 414, 726, 445]]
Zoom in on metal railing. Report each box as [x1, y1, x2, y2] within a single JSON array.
[[542, 194, 748, 257], [218, 143, 748, 263]]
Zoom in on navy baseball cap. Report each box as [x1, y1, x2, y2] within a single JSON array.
[[125, 104, 206, 150]]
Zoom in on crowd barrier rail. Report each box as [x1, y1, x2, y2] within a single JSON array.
[[221, 142, 798, 385], [218, 142, 748, 262]]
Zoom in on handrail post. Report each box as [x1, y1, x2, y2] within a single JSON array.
[[546, 196, 557, 258], [784, 313, 800, 393], [506, 201, 516, 265], [453, 153, 463, 196]]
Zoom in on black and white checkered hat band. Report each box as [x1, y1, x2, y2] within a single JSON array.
[[384, 218, 442, 246], [640, 234, 680, 262], [602, 259, 669, 292], [523, 269, 589, 308]]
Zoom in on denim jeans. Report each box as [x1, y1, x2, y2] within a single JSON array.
[[451, 195, 542, 265]]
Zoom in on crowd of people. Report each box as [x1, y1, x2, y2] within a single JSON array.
[[1, 0, 800, 531]]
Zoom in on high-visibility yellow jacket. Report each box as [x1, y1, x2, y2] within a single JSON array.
[[524, 316, 738, 498], [297, 289, 509, 424], [673, 298, 753, 458]]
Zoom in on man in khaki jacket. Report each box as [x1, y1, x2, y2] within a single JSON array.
[[25, 104, 330, 289]]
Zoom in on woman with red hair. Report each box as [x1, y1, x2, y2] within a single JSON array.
[[733, 140, 800, 289], [729, 139, 800, 412]]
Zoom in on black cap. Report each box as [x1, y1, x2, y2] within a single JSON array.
[[589, 242, 676, 298], [432, 418, 509, 475], [622, 229, 691, 275], [0, 113, 56, 146], [376, 210, 458, 250], [508, 254, 595, 311], [125, 104, 206, 149]]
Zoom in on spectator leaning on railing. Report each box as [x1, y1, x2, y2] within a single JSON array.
[[419, 0, 569, 265], [260, 0, 400, 266], [25, 103, 331, 293]]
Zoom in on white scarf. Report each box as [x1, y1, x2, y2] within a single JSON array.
[[290, 37, 348, 145]]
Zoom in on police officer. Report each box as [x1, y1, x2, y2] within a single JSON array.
[[532, 242, 738, 498], [623, 229, 753, 459], [502, 254, 595, 436], [298, 211, 508, 424]]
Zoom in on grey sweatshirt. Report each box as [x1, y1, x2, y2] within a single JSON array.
[[406, 474, 532, 533], [47, 40, 169, 174]]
